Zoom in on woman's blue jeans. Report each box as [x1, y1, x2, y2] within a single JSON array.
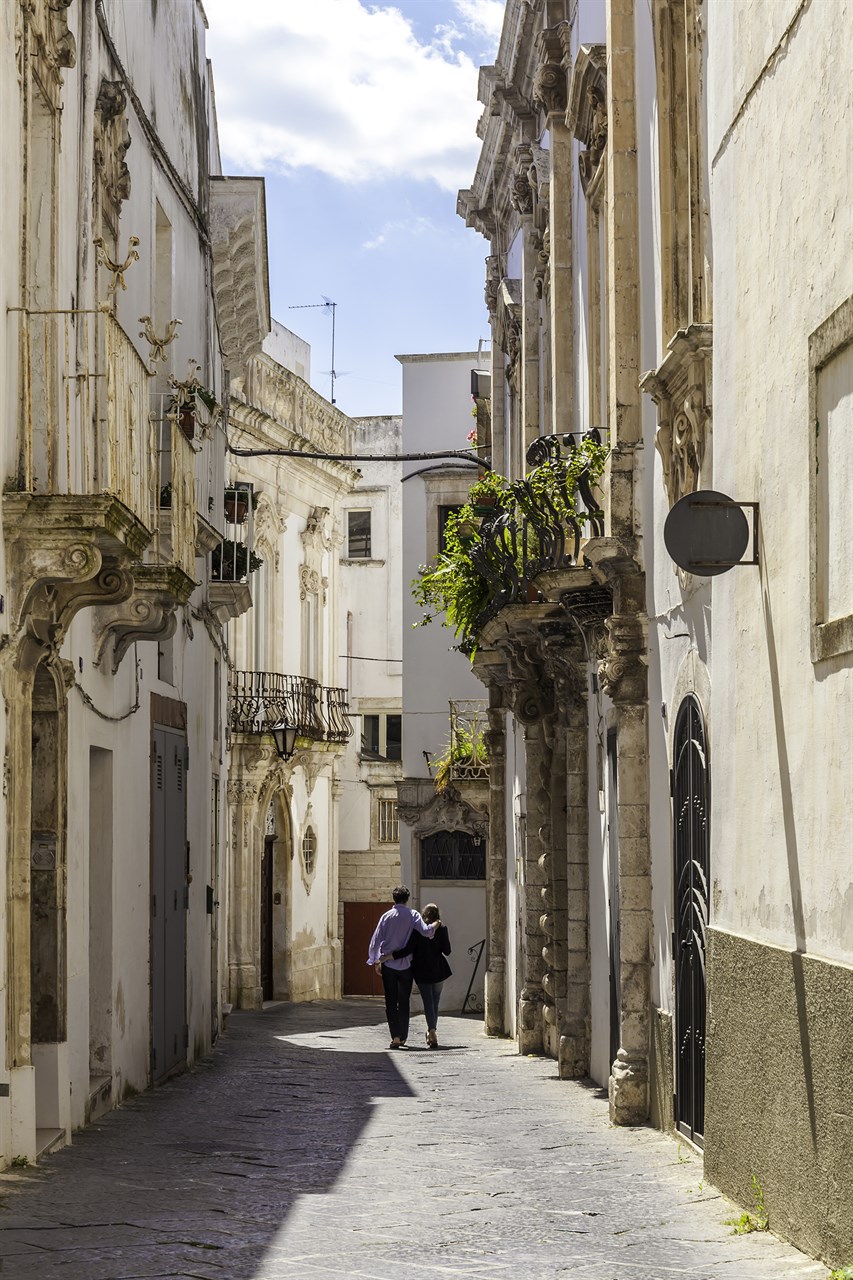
[[418, 980, 444, 1030]]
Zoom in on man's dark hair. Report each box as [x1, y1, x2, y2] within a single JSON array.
[[392, 885, 410, 904]]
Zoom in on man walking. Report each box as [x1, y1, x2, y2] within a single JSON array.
[[367, 886, 438, 1049]]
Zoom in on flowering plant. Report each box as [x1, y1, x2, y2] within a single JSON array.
[[467, 427, 478, 447]]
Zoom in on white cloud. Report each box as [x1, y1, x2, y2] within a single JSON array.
[[361, 215, 437, 251], [203, 0, 491, 191], [452, 0, 505, 45]]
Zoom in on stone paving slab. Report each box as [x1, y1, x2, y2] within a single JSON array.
[[0, 1001, 828, 1280]]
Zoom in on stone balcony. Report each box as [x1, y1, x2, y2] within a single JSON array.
[[5, 308, 158, 661]]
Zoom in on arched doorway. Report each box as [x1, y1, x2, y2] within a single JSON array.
[[673, 694, 710, 1145]]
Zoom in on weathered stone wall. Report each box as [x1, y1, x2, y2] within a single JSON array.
[[705, 929, 853, 1263]]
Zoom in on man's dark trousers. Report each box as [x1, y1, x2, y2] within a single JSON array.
[[381, 964, 414, 1042]]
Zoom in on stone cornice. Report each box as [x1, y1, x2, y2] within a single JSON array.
[[232, 355, 358, 485], [210, 177, 271, 376]]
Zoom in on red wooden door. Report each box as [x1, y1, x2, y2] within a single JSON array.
[[343, 902, 385, 996]]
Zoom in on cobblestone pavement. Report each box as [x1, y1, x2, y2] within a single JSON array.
[[0, 1001, 827, 1280]]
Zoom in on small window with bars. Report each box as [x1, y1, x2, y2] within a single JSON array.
[[421, 829, 485, 880], [378, 799, 399, 844], [347, 509, 372, 559]]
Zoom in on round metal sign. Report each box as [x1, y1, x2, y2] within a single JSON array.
[[663, 490, 750, 576]]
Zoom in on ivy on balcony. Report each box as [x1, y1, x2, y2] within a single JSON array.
[[412, 432, 607, 653]]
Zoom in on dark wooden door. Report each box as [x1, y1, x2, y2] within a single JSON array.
[[343, 902, 384, 996], [673, 695, 710, 1145], [260, 835, 274, 1001], [151, 727, 187, 1082]]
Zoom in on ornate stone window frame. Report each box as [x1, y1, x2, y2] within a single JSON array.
[[809, 295, 853, 662], [640, 323, 712, 509]]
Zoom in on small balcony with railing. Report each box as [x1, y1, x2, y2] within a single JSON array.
[[5, 306, 159, 649], [9, 307, 154, 541], [207, 482, 259, 622], [229, 670, 354, 751], [432, 700, 489, 795]]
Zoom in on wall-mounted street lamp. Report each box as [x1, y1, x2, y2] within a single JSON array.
[[270, 720, 298, 761]]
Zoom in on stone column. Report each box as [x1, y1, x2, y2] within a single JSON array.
[[599, 611, 652, 1124], [549, 120, 575, 436], [519, 710, 548, 1054], [606, 0, 643, 542], [561, 693, 592, 1078], [539, 708, 567, 1060], [226, 746, 271, 1010], [483, 687, 507, 1037], [521, 221, 541, 457]]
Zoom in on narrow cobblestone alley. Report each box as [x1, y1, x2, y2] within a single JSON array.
[[0, 1002, 826, 1280]]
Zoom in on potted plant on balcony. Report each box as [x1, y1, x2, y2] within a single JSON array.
[[210, 540, 264, 582], [168, 374, 219, 442], [224, 486, 259, 524], [432, 725, 489, 793], [468, 469, 508, 516]]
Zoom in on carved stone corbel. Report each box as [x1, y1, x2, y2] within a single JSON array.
[[3, 493, 150, 659], [567, 44, 608, 195], [532, 22, 570, 118], [597, 614, 647, 704], [93, 565, 195, 673], [94, 79, 132, 230]]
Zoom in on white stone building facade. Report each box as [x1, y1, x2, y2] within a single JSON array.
[[0, 0, 270, 1162], [455, 0, 852, 1265]]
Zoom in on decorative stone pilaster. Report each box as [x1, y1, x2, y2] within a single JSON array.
[[226, 742, 279, 1009], [600, 611, 652, 1125], [482, 688, 508, 1037]]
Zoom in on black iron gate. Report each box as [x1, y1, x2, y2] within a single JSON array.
[[673, 695, 710, 1145]]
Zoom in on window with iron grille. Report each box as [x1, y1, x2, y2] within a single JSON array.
[[302, 826, 316, 875], [378, 799, 399, 844], [421, 829, 485, 880], [347, 509, 372, 558]]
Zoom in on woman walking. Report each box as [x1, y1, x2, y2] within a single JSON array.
[[393, 903, 451, 1048]]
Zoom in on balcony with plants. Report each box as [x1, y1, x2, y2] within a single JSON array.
[[431, 700, 490, 802], [206, 481, 261, 622], [412, 431, 609, 658]]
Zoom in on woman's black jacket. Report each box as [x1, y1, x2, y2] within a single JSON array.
[[393, 925, 452, 983]]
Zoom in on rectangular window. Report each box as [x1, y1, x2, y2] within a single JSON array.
[[347, 510, 372, 558], [378, 799, 399, 843], [438, 504, 463, 553], [421, 830, 485, 880], [360, 712, 401, 761]]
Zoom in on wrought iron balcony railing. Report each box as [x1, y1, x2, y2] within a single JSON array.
[[152, 400, 196, 580], [448, 700, 489, 783], [230, 670, 353, 744], [15, 308, 154, 532]]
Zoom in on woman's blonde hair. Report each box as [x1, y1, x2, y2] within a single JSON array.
[[422, 902, 440, 923]]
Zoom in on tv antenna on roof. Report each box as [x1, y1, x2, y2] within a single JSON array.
[[288, 296, 338, 404]]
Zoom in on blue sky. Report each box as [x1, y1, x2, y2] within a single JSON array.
[[203, 0, 502, 417]]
